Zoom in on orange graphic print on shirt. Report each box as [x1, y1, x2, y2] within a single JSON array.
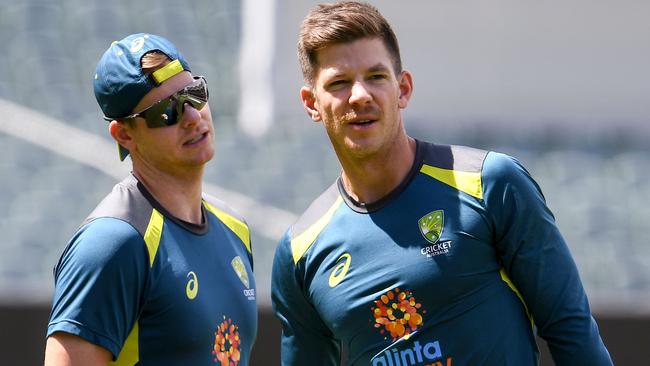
[[371, 288, 426, 340], [212, 317, 241, 366]]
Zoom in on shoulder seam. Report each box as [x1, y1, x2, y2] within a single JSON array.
[[420, 164, 484, 199], [290, 196, 343, 264], [203, 200, 251, 253]]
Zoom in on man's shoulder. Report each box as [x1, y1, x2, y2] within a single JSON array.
[[275, 181, 343, 265], [418, 141, 489, 173], [201, 192, 247, 226], [414, 141, 538, 202], [289, 182, 342, 241], [82, 175, 154, 236], [202, 192, 253, 255], [418, 140, 524, 178], [56, 216, 146, 282], [75, 216, 144, 248]]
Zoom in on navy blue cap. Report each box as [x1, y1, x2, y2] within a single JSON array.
[[93, 33, 191, 160]]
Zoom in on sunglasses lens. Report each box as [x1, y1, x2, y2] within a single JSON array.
[[176, 95, 207, 113], [184, 77, 209, 102], [172, 77, 209, 121], [141, 98, 176, 128], [137, 77, 208, 128]]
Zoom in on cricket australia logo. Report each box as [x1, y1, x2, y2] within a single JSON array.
[[419, 210, 453, 258], [232, 256, 255, 300], [419, 210, 443, 244]]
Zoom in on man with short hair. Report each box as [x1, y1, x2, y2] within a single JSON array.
[[271, 2, 612, 365], [45, 33, 257, 365]]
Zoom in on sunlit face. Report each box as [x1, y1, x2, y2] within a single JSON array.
[[126, 71, 215, 174], [301, 37, 412, 161]]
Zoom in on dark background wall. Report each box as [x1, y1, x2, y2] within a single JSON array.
[[3, 304, 646, 365]]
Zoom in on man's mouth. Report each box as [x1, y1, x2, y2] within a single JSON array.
[[350, 119, 375, 126], [184, 132, 208, 145]]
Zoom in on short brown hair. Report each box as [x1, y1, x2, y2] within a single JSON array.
[[141, 51, 171, 74], [118, 51, 171, 127], [298, 1, 402, 86]]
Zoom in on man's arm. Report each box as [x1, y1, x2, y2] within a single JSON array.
[[483, 152, 613, 365], [271, 232, 340, 366], [47, 219, 149, 361], [45, 332, 111, 366]]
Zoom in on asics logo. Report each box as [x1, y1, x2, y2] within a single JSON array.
[[329, 253, 351, 288], [186, 271, 199, 300]]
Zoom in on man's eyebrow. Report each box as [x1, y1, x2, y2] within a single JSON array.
[[327, 71, 347, 79], [367, 63, 391, 73]]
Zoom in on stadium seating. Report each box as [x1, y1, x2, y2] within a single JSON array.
[[2, 0, 649, 310]]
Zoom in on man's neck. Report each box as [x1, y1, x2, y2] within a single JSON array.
[[132, 163, 204, 224], [339, 135, 417, 205]]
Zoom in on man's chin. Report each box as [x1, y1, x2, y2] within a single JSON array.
[[183, 148, 215, 168], [344, 140, 383, 159]]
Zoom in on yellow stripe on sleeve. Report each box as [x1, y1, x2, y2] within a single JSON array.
[[291, 196, 343, 264], [499, 268, 534, 327], [420, 164, 483, 199], [110, 322, 139, 366], [204, 202, 251, 253], [143, 209, 164, 267]]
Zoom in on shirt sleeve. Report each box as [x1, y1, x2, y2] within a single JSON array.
[[482, 152, 613, 365], [47, 217, 150, 359], [271, 232, 340, 366]]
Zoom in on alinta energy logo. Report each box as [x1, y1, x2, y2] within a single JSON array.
[[371, 288, 453, 366], [212, 317, 241, 366]]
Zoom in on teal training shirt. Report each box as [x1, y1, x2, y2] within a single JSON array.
[[272, 141, 612, 366], [48, 174, 257, 365]]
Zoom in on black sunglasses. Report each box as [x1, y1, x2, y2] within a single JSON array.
[[106, 76, 209, 128]]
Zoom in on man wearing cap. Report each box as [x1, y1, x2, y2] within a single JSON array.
[[44, 33, 257, 365]]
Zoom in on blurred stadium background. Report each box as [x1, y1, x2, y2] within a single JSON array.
[[1, 0, 648, 364]]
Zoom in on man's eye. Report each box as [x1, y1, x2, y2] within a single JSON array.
[[329, 80, 347, 87], [325, 80, 348, 91]]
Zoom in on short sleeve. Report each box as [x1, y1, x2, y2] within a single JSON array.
[[271, 232, 340, 366], [47, 218, 150, 359]]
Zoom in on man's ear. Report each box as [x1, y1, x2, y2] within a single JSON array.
[[397, 70, 414, 109], [109, 120, 135, 150], [300, 86, 321, 122]]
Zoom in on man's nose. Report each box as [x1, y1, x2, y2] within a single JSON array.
[[180, 103, 202, 127], [349, 81, 372, 105]]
